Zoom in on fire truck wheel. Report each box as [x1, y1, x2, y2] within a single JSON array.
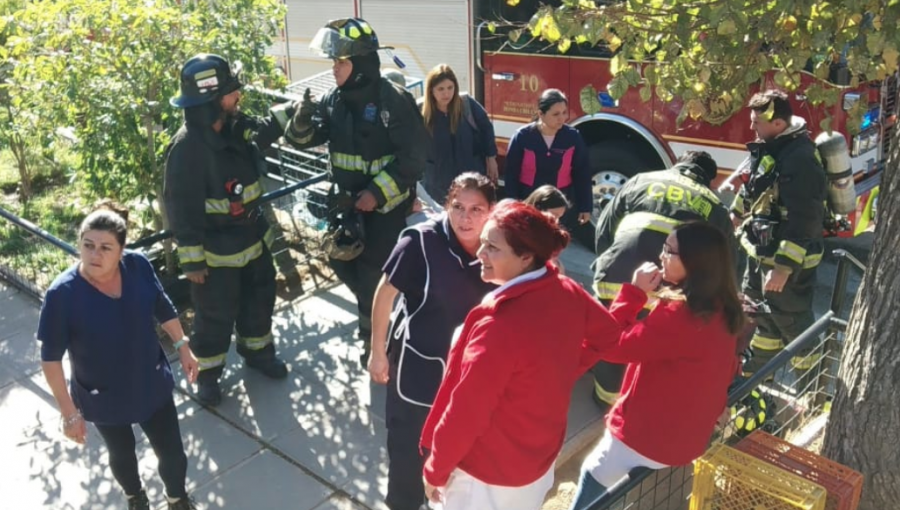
[[588, 141, 655, 223]]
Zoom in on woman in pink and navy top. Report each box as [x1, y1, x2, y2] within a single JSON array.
[[504, 89, 592, 229]]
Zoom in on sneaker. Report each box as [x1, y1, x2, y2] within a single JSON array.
[[245, 356, 288, 379], [196, 379, 222, 407], [168, 496, 198, 510], [127, 490, 150, 510]]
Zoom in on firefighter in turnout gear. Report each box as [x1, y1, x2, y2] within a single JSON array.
[[732, 90, 827, 376], [590, 151, 734, 408], [283, 18, 427, 366], [164, 54, 288, 407]]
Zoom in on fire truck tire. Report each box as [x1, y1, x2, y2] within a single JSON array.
[[588, 140, 655, 221]]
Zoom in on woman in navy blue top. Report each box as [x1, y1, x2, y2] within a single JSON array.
[[421, 64, 498, 204], [505, 89, 592, 230], [38, 206, 199, 510], [367, 173, 498, 510]]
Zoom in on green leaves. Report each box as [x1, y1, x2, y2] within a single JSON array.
[[580, 84, 602, 114], [505, 0, 900, 127]]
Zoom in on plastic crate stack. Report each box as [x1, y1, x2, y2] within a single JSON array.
[[735, 431, 863, 510], [690, 443, 827, 510]]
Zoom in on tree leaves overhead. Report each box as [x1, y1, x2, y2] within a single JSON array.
[[2, 0, 286, 212], [516, 0, 900, 128]]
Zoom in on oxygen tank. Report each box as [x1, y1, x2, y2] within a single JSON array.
[[815, 132, 857, 215]]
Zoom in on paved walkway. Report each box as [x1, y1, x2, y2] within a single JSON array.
[[0, 243, 604, 510]]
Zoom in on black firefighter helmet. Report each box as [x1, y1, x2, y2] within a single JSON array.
[[170, 54, 243, 109], [309, 18, 392, 60]]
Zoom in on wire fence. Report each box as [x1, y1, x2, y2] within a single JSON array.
[[582, 251, 865, 510]]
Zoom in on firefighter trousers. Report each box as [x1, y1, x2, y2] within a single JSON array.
[[591, 299, 647, 407], [329, 206, 407, 355], [741, 256, 818, 375], [190, 247, 278, 382]]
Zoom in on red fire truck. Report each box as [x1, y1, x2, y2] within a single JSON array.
[[470, 0, 891, 236]]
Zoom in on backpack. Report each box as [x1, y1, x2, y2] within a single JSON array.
[[460, 93, 479, 133]]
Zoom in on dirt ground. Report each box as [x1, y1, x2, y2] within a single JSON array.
[[542, 445, 592, 510]]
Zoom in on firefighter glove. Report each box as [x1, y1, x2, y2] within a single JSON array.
[[291, 88, 317, 133]]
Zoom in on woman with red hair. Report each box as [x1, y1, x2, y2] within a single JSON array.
[[420, 200, 620, 509]]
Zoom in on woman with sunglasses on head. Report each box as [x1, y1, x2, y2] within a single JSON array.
[[569, 221, 746, 510], [38, 204, 199, 510], [368, 173, 498, 510]]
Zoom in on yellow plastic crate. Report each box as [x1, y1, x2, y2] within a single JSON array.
[[691, 443, 827, 510]]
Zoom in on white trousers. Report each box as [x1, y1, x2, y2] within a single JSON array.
[[581, 431, 668, 487], [434, 465, 555, 510]]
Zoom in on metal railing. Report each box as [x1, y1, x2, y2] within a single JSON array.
[[0, 207, 78, 300], [582, 251, 865, 510]]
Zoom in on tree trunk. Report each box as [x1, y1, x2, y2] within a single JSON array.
[[11, 133, 32, 202], [822, 130, 900, 509]]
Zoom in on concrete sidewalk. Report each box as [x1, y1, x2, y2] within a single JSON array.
[[0, 242, 605, 510]]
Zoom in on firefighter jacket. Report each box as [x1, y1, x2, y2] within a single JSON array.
[[732, 117, 827, 272], [163, 114, 283, 273], [285, 78, 426, 213], [592, 165, 733, 301]]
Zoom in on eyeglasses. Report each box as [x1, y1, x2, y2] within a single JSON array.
[[662, 243, 679, 257]]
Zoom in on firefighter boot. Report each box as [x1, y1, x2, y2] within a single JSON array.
[[127, 490, 151, 510], [245, 355, 289, 379], [196, 371, 222, 407]]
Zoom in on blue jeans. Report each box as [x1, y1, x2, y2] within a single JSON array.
[[568, 470, 608, 510]]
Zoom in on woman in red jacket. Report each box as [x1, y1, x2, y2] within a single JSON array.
[[569, 221, 746, 510], [420, 201, 620, 510]]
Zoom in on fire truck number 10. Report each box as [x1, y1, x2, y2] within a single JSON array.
[[520, 74, 539, 92]]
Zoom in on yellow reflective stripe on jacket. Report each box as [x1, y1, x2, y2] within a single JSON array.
[[615, 211, 682, 237], [177, 245, 206, 264], [776, 240, 807, 265], [197, 353, 227, 370], [205, 198, 231, 215], [243, 181, 263, 204], [206, 241, 264, 268], [378, 188, 410, 213], [331, 153, 395, 175], [802, 252, 822, 269], [750, 334, 783, 351], [373, 171, 403, 202], [760, 155, 776, 174], [740, 235, 822, 269], [594, 281, 622, 301], [262, 226, 277, 249], [205, 181, 263, 215], [237, 333, 273, 351]]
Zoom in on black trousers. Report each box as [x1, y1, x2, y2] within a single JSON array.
[[329, 207, 407, 352], [190, 247, 278, 381], [742, 257, 818, 374], [94, 398, 188, 499], [384, 371, 431, 510]]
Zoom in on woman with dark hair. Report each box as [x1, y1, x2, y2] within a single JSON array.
[[420, 200, 620, 510], [38, 206, 199, 510], [368, 173, 498, 510], [504, 89, 592, 229], [421, 64, 498, 204], [524, 185, 571, 274], [569, 221, 746, 510]]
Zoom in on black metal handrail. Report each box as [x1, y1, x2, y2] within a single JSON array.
[[126, 172, 328, 250], [0, 207, 78, 256]]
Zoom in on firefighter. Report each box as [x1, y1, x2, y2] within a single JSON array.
[[164, 54, 288, 407], [282, 18, 427, 366], [590, 151, 734, 408], [732, 90, 827, 375]]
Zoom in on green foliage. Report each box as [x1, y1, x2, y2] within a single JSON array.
[[1, 0, 286, 213], [518, 0, 900, 130]]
